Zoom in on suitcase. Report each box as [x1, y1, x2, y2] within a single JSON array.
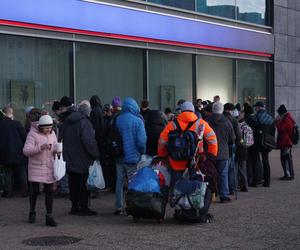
[[126, 186, 169, 223], [171, 179, 213, 223]]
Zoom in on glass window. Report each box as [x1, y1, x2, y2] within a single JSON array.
[[237, 60, 267, 106], [197, 0, 236, 19], [236, 0, 266, 25], [0, 35, 72, 122], [75, 43, 143, 106], [197, 55, 234, 104], [148, 50, 193, 112], [148, 0, 195, 11]]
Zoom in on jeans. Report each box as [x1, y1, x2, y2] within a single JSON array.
[[280, 148, 294, 178], [216, 160, 229, 199], [115, 162, 137, 210], [228, 145, 237, 193], [170, 169, 185, 190]]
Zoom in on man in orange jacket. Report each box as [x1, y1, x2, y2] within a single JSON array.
[[158, 101, 218, 187]]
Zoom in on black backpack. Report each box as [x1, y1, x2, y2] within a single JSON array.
[[167, 119, 199, 161], [292, 124, 299, 145], [107, 115, 123, 158]]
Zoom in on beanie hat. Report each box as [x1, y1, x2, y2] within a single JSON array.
[[212, 102, 224, 114], [254, 101, 265, 108], [103, 104, 112, 112], [38, 115, 53, 128], [111, 96, 122, 108], [180, 101, 195, 113], [59, 96, 73, 108], [25, 106, 35, 114], [224, 103, 235, 111], [277, 104, 287, 116]]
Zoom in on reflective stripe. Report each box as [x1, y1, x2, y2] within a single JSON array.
[[205, 131, 215, 139], [207, 139, 217, 145], [195, 119, 201, 135], [158, 138, 168, 145]]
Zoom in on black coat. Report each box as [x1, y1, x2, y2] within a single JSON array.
[[0, 117, 27, 165], [206, 113, 236, 161], [61, 111, 99, 174], [142, 109, 166, 156], [90, 106, 105, 149]]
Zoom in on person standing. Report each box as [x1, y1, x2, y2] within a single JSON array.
[[0, 106, 28, 198], [59, 97, 99, 216], [206, 102, 235, 203], [276, 104, 295, 180], [114, 98, 147, 215], [23, 115, 58, 226]]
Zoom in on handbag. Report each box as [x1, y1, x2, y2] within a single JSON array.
[[53, 155, 66, 181], [259, 132, 277, 150], [87, 161, 105, 189]]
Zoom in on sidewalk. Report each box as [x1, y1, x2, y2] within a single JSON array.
[[0, 149, 299, 250]]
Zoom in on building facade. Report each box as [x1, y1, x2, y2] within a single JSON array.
[[0, 0, 291, 123]]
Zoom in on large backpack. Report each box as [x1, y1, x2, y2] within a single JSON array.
[[239, 121, 254, 147], [167, 119, 199, 161], [107, 115, 123, 158], [292, 124, 299, 145]]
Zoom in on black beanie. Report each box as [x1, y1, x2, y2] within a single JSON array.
[[59, 96, 73, 108], [277, 104, 287, 116]]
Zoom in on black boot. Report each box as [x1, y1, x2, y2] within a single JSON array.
[[28, 212, 36, 224], [45, 214, 57, 227]]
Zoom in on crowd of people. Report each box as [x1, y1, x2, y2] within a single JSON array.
[[0, 94, 297, 226]]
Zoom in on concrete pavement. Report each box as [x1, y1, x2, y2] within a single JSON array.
[[0, 149, 299, 250]]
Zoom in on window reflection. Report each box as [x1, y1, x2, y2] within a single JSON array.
[[197, 0, 236, 19], [236, 0, 266, 25]]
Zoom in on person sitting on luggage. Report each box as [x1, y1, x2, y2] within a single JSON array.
[[158, 101, 218, 189]]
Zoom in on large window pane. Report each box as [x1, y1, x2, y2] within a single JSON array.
[[148, 50, 192, 112], [197, 0, 236, 19], [237, 0, 266, 25], [76, 43, 143, 105], [148, 0, 195, 11], [197, 55, 234, 104], [0, 35, 71, 122], [237, 60, 267, 106]]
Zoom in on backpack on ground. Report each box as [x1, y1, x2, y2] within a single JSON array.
[[167, 119, 199, 161], [107, 115, 123, 158], [239, 121, 254, 147], [292, 124, 299, 145]]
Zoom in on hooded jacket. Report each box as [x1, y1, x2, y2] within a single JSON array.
[[158, 111, 218, 171], [206, 113, 235, 160], [116, 98, 147, 164], [276, 112, 295, 149], [61, 111, 99, 174]]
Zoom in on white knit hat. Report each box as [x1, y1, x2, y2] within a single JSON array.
[[38, 115, 53, 127]]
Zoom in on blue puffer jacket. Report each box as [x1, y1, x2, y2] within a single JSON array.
[[116, 98, 147, 164]]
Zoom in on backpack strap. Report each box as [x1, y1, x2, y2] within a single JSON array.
[[185, 119, 198, 131], [172, 118, 182, 132]]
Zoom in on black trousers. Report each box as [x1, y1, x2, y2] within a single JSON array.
[[247, 147, 260, 186], [3, 164, 27, 195], [280, 148, 294, 178], [260, 149, 271, 186], [29, 182, 54, 214], [68, 172, 89, 209]]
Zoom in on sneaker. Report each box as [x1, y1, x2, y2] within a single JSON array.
[[28, 212, 36, 224], [77, 208, 97, 216], [220, 197, 231, 203], [45, 215, 57, 227], [114, 209, 126, 216]]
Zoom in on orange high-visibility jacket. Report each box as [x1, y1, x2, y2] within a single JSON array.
[[158, 111, 218, 171]]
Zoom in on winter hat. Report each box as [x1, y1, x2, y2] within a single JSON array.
[[254, 101, 265, 108], [180, 101, 195, 113], [103, 104, 112, 112], [59, 96, 73, 108], [212, 102, 224, 114], [25, 106, 35, 114], [38, 115, 53, 128], [112, 96, 122, 108], [224, 103, 235, 111], [277, 104, 287, 116]]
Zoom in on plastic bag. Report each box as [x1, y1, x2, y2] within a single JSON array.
[[53, 155, 66, 181], [128, 167, 160, 193], [136, 154, 152, 170], [87, 161, 105, 189]]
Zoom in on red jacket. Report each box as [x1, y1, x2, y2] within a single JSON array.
[[275, 112, 295, 149]]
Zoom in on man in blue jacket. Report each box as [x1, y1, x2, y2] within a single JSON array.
[[114, 98, 147, 215]]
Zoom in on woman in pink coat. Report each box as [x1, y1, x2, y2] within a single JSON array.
[[23, 114, 58, 227]]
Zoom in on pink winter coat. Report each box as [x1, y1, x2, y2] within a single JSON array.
[[23, 125, 57, 184]]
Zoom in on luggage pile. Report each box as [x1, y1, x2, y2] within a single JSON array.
[[126, 157, 170, 223]]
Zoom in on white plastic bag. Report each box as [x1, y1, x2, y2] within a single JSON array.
[[136, 154, 152, 170], [87, 161, 105, 189], [53, 155, 66, 181]]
